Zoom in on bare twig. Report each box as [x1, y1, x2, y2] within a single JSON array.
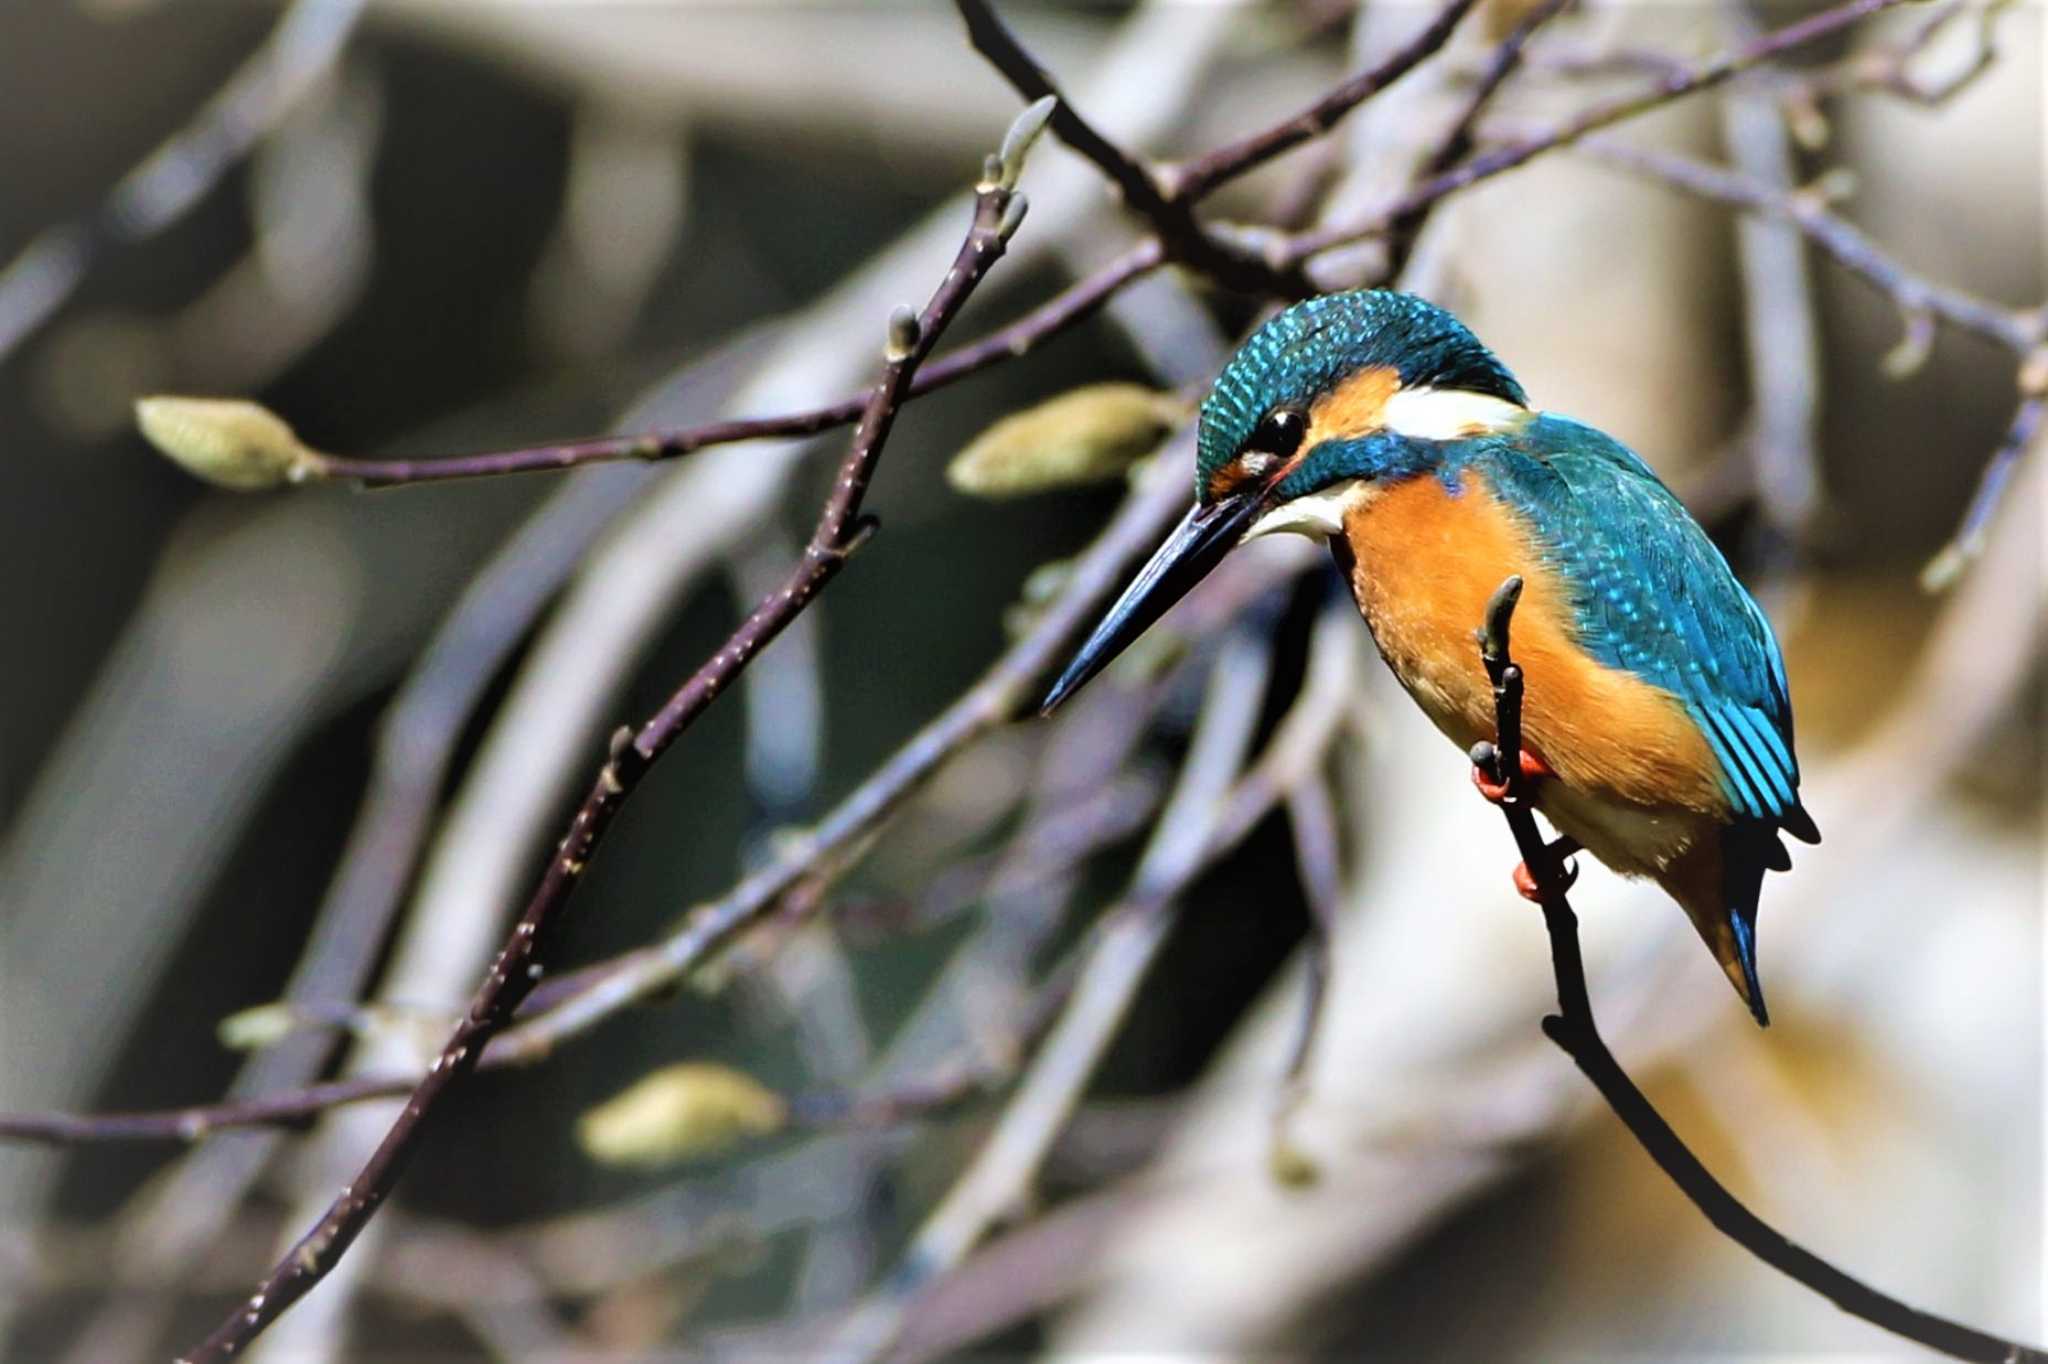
[[1164, 0, 1483, 202], [1473, 576, 2048, 1364], [1382, 0, 1573, 277], [176, 103, 1050, 1364], [1559, 136, 2043, 354], [953, 0, 1309, 296], [1922, 383, 2048, 590], [314, 239, 1163, 487], [1282, 0, 1917, 266]]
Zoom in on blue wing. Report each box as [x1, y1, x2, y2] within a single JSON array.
[[1476, 415, 1820, 845]]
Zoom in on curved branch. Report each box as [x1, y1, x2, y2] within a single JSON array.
[[1472, 575, 2047, 1364]]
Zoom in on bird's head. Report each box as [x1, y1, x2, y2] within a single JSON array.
[[1041, 290, 1528, 712]]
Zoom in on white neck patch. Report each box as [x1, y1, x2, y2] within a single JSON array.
[[1379, 386, 1527, 440], [1244, 477, 1374, 544]]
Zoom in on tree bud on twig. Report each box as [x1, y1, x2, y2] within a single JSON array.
[[946, 383, 1182, 498], [997, 95, 1058, 190], [215, 1002, 299, 1051], [885, 305, 922, 363], [134, 396, 328, 490], [575, 1062, 788, 1167], [998, 192, 1030, 243]]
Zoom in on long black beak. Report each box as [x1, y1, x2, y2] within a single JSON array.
[[1040, 491, 1262, 714]]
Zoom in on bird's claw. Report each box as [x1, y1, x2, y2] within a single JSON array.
[[1510, 835, 1581, 902], [1470, 747, 1553, 804], [1512, 855, 1578, 902]]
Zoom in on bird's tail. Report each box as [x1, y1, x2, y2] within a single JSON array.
[[1663, 822, 1781, 1028]]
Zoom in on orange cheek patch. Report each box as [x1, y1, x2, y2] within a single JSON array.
[[1306, 364, 1400, 448]]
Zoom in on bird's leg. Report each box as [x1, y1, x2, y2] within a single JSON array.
[[1512, 835, 1582, 903], [1468, 745, 1554, 804]]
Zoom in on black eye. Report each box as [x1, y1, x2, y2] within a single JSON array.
[[1245, 407, 1306, 460]]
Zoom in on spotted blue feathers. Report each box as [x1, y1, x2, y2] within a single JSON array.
[[1473, 415, 1820, 846]]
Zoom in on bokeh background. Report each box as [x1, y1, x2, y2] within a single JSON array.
[[0, 1, 2040, 1359]]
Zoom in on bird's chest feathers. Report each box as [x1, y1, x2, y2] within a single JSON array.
[[1334, 472, 1532, 749], [1331, 470, 1726, 845]]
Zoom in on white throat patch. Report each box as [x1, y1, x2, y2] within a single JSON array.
[[1244, 477, 1374, 544], [1379, 386, 1527, 440]]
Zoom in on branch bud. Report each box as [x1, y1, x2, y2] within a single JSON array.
[[216, 1002, 297, 1051], [576, 1062, 788, 1167], [947, 383, 1183, 498], [885, 305, 922, 363], [135, 396, 327, 490], [997, 95, 1058, 191], [997, 192, 1030, 244]]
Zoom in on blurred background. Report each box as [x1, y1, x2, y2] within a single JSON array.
[[0, 1, 2039, 1359]]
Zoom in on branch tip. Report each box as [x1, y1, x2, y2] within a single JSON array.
[[135, 395, 327, 491], [998, 94, 1058, 190]]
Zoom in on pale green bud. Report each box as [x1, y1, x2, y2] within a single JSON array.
[[135, 396, 327, 490]]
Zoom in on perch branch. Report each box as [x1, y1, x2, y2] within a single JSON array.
[[1471, 575, 2048, 1364], [176, 103, 1049, 1364]]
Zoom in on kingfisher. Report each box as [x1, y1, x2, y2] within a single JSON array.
[[1041, 290, 1819, 1025]]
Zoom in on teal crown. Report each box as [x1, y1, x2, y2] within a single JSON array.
[[1194, 291, 1527, 497]]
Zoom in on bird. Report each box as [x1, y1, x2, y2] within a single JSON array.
[[1040, 289, 1819, 1026]]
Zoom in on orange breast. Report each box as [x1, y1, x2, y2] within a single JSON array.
[[1337, 471, 1728, 837]]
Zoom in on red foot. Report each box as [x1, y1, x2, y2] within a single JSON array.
[[1509, 836, 1581, 902], [1470, 748, 1554, 804], [1511, 855, 1578, 902]]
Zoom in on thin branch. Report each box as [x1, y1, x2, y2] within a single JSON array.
[[318, 238, 1163, 487], [952, 0, 1309, 296], [1560, 135, 2043, 354], [176, 105, 1048, 1364], [1922, 384, 2048, 590], [1382, 0, 1574, 277], [1165, 0, 1483, 202], [1473, 576, 2048, 1364], [1283, 0, 1917, 266]]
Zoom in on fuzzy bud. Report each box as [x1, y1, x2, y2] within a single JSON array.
[[997, 96, 1058, 191], [576, 1062, 788, 1168], [135, 396, 326, 490], [947, 384, 1182, 498]]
